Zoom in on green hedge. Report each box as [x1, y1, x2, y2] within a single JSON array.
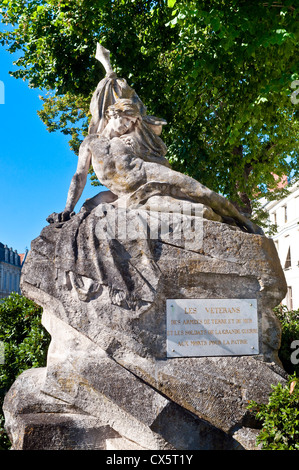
[[0, 293, 50, 450], [248, 305, 299, 450], [248, 375, 299, 450]]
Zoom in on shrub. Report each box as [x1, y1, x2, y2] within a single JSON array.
[[248, 375, 299, 450], [248, 306, 299, 450], [0, 293, 50, 450]]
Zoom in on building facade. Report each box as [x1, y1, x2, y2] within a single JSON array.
[[263, 181, 299, 310], [0, 243, 25, 298]]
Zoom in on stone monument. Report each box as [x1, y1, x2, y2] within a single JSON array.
[[4, 45, 288, 451]]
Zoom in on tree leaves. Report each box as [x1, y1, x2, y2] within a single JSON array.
[[0, 293, 50, 449], [162, 1, 299, 212], [0, 0, 298, 214]]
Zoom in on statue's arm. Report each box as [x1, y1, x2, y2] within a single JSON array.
[[64, 141, 92, 213], [47, 139, 92, 224]]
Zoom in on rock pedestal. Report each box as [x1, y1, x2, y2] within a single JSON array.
[[4, 204, 287, 450]]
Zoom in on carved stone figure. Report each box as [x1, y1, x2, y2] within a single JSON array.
[[4, 44, 287, 451], [47, 45, 263, 236]]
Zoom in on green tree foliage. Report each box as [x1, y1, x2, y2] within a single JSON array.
[[0, 1, 298, 217], [0, 293, 50, 449], [0, 0, 177, 154], [164, 0, 299, 215]]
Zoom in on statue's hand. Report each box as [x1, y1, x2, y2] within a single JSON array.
[[46, 210, 75, 224]]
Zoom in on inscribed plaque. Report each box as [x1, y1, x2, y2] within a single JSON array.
[[166, 298, 259, 358]]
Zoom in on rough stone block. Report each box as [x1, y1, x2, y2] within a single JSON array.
[[4, 208, 287, 450]]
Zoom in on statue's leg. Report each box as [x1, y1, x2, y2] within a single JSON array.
[[186, 183, 263, 235], [144, 164, 263, 235]]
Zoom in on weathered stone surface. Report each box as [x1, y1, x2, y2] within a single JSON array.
[[3, 368, 120, 450], [4, 205, 288, 450], [4, 316, 246, 450], [21, 204, 285, 362]]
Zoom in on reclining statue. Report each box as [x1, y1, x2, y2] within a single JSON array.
[[47, 44, 263, 236]]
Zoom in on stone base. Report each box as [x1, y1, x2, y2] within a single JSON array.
[[4, 207, 288, 450], [3, 317, 287, 450], [3, 368, 120, 450], [4, 366, 257, 451]]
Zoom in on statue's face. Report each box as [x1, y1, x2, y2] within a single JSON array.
[[109, 114, 136, 136]]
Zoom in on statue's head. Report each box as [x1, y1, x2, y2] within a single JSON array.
[[104, 98, 142, 136], [104, 98, 167, 159], [106, 98, 141, 121]]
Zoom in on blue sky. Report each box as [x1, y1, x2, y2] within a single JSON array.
[[0, 45, 100, 255]]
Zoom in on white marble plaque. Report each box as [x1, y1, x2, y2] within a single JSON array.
[[166, 298, 259, 358]]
